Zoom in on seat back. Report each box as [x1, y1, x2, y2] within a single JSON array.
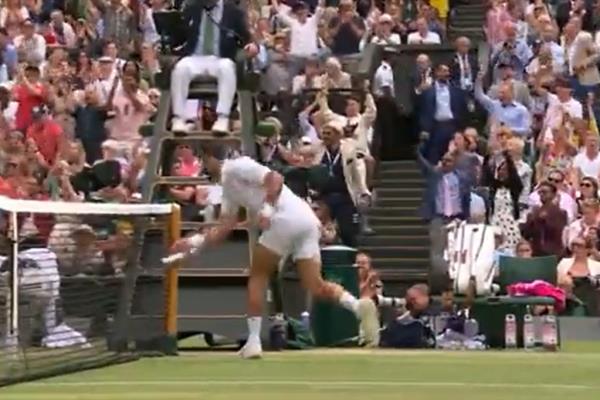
[[497, 255, 558, 291]]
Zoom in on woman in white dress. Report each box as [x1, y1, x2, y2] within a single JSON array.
[[483, 151, 524, 253]]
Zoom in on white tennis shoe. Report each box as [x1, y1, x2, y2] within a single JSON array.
[[357, 298, 380, 348], [239, 339, 263, 359]]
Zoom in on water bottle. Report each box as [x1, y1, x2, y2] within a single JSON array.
[[542, 315, 558, 352], [523, 313, 536, 350], [504, 314, 517, 349], [300, 311, 311, 332]]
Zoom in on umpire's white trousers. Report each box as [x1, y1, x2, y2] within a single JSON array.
[[170, 55, 237, 118]]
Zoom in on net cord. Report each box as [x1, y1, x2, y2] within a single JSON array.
[[0, 196, 173, 215]]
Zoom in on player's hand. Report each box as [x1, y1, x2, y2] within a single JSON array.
[[257, 214, 271, 230], [171, 238, 192, 254]]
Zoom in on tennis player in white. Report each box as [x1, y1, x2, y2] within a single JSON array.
[[170, 155, 379, 358]]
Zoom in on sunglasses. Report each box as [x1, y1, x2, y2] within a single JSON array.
[[581, 182, 594, 188]]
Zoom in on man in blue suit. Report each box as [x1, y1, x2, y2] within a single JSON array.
[[417, 64, 468, 164], [171, 0, 258, 134]]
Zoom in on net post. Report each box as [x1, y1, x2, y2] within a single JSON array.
[[6, 211, 19, 360], [163, 203, 181, 354]]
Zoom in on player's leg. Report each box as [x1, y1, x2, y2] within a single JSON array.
[[295, 257, 380, 347], [293, 224, 380, 346], [241, 242, 280, 359]]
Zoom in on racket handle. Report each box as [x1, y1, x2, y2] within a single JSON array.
[[161, 252, 187, 265]]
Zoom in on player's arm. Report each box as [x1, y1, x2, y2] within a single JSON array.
[[263, 170, 284, 206]]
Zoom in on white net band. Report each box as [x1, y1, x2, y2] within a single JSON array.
[[0, 196, 174, 216]]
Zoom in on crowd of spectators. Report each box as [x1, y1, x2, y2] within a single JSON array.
[[422, 0, 600, 315]]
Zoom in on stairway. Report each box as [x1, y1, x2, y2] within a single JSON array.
[[447, 1, 486, 43], [360, 160, 429, 288]]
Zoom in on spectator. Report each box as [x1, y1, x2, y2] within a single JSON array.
[[490, 23, 532, 81], [573, 134, 600, 184], [521, 181, 568, 257], [312, 200, 338, 246], [475, 71, 531, 138], [515, 239, 534, 258], [576, 176, 600, 215], [483, 151, 523, 253], [407, 16, 441, 44], [25, 105, 63, 170], [567, 19, 600, 99], [488, 62, 531, 110], [372, 54, 394, 98], [507, 137, 532, 211], [529, 169, 578, 222], [419, 64, 468, 164], [557, 236, 600, 313], [412, 53, 433, 96], [91, 0, 137, 55], [564, 199, 599, 248], [273, 0, 323, 62], [292, 57, 323, 94], [450, 36, 477, 92], [328, 0, 365, 55], [14, 19, 45, 67], [370, 13, 401, 46], [311, 119, 370, 247], [321, 56, 351, 89]]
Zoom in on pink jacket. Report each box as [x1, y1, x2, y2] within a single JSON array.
[[507, 280, 566, 312]]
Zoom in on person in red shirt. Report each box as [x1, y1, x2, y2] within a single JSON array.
[[12, 64, 48, 132], [26, 105, 64, 169]]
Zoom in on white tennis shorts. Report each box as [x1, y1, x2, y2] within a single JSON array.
[[258, 204, 321, 261]]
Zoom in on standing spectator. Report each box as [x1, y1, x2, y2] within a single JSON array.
[[25, 105, 63, 170], [0, 28, 17, 78], [521, 181, 568, 257], [490, 23, 532, 81], [418, 64, 468, 164], [328, 0, 365, 55], [273, 0, 323, 64], [407, 16, 441, 44], [475, 71, 531, 138], [488, 63, 531, 110], [573, 134, 600, 184], [0, 0, 29, 36], [450, 36, 478, 92], [507, 137, 533, 211], [14, 19, 46, 66], [312, 118, 370, 247], [13, 64, 47, 132], [73, 87, 108, 165], [91, 0, 137, 55], [568, 21, 600, 100], [483, 151, 524, 253], [292, 57, 323, 94], [105, 73, 152, 153], [541, 77, 583, 144], [370, 13, 401, 46], [49, 10, 76, 48]]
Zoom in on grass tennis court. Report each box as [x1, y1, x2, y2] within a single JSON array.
[[3, 343, 600, 400]]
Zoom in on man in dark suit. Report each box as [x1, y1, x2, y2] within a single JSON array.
[[556, 0, 593, 33], [417, 63, 468, 164], [170, 0, 258, 134], [449, 36, 478, 92]]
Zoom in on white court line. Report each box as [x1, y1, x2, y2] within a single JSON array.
[[24, 380, 596, 390]]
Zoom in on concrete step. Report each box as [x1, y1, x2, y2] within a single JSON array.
[[370, 215, 423, 226], [379, 161, 420, 172], [369, 206, 419, 218], [378, 168, 422, 180], [376, 178, 424, 188], [360, 235, 428, 247], [377, 187, 424, 197], [370, 225, 428, 236], [361, 246, 429, 259], [376, 197, 422, 208]]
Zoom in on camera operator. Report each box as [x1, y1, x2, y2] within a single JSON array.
[[170, 0, 258, 134]]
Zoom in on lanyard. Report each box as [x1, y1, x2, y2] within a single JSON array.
[[325, 149, 341, 176]]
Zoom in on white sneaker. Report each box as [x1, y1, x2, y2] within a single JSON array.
[[357, 298, 380, 348], [212, 116, 230, 135], [171, 117, 190, 133], [239, 340, 263, 359]]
